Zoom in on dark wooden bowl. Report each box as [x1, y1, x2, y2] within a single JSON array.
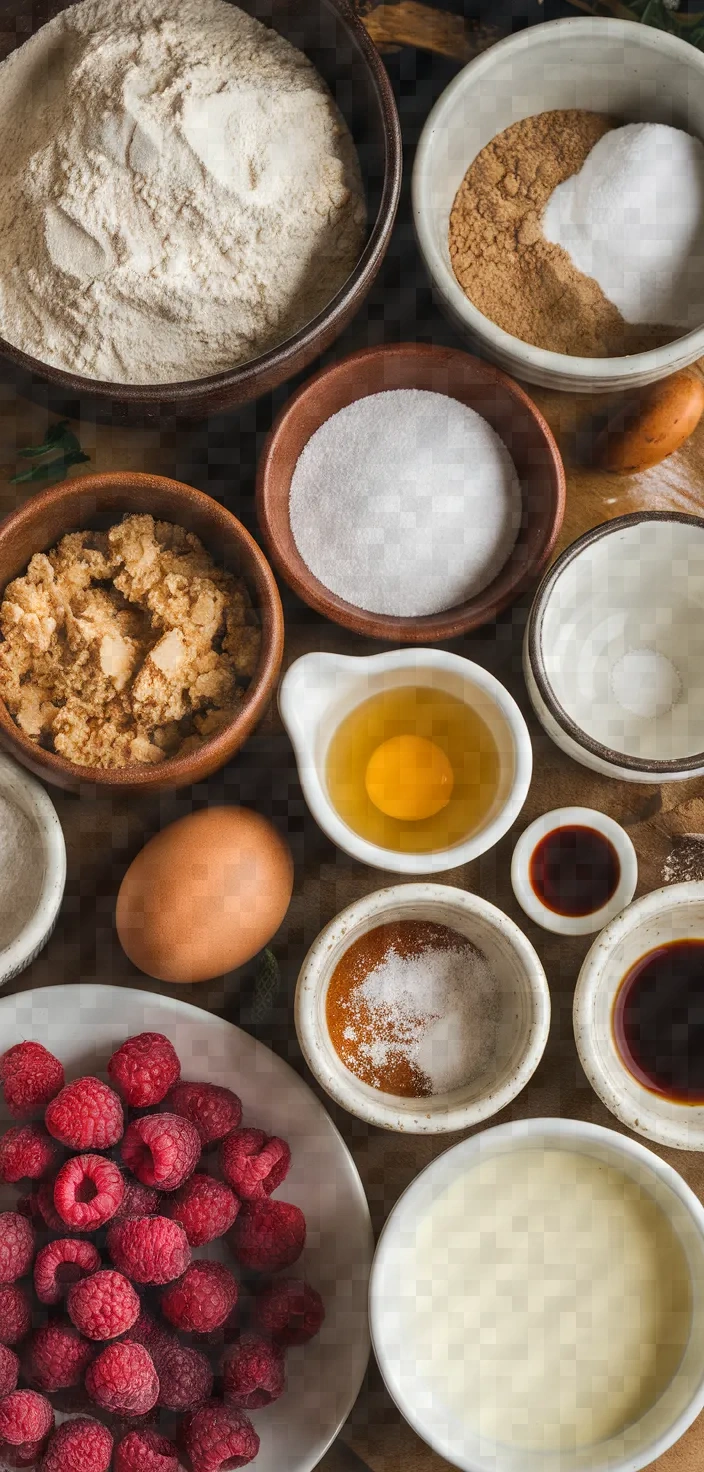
[[256, 343, 566, 642], [0, 0, 401, 419], [0, 473, 284, 792]]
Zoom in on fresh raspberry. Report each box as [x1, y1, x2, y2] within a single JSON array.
[[161, 1261, 238, 1334], [121, 1114, 200, 1192], [0, 1044, 64, 1121], [107, 1216, 190, 1285], [167, 1175, 239, 1246], [126, 1311, 171, 1359], [166, 1082, 242, 1147], [223, 1333, 285, 1410], [0, 1286, 31, 1346], [179, 1403, 259, 1472], [0, 1126, 59, 1185], [111, 1182, 161, 1222], [18, 1184, 64, 1233], [24, 1326, 94, 1393], [228, 1199, 305, 1274], [85, 1342, 159, 1416], [34, 1239, 100, 1306], [108, 1034, 181, 1109], [68, 1270, 140, 1341], [114, 1429, 182, 1472], [0, 1391, 54, 1446], [45, 1078, 123, 1152], [220, 1129, 290, 1202], [0, 1346, 20, 1398], [155, 1339, 213, 1414], [40, 1417, 113, 1472], [0, 1214, 34, 1283], [53, 1155, 124, 1231], [252, 1278, 325, 1346]]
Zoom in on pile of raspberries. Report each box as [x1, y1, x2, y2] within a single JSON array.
[[0, 1033, 325, 1471]]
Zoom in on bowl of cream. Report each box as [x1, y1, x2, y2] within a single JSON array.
[[370, 1117, 704, 1472]]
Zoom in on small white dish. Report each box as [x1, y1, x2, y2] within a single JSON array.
[[574, 881, 704, 1150], [295, 882, 550, 1133], [511, 806, 637, 936], [0, 752, 65, 985], [525, 513, 704, 783], [370, 1116, 704, 1472], [278, 647, 532, 874]]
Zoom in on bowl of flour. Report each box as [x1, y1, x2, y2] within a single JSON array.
[[0, 0, 400, 413]]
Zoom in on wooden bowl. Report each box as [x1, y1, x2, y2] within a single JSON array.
[[0, 473, 284, 792], [0, 0, 401, 420], [256, 343, 566, 642]]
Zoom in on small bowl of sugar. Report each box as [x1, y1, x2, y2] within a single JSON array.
[[0, 752, 66, 986]]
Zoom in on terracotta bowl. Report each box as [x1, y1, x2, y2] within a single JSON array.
[[0, 473, 284, 792], [256, 343, 566, 643], [0, 0, 401, 419]]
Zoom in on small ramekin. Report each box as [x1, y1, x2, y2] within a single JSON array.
[[294, 883, 550, 1133], [511, 806, 638, 936], [0, 752, 66, 986]]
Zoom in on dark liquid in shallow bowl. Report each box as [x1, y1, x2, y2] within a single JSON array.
[[529, 824, 620, 917], [613, 939, 704, 1104]]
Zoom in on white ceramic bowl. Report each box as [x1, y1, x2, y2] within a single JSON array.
[[524, 513, 704, 784], [279, 647, 532, 874], [574, 881, 704, 1150], [0, 752, 65, 985], [295, 883, 550, 1133], [511, 805, 638, 936], [413, 17, 704, 392], [370, 1116, 704, 1472]]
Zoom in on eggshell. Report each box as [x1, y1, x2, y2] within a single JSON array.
[[594, 372, 704, 473], [116, 806, 293, 983]]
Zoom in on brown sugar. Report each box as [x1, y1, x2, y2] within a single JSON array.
[[448, 110, 675, 358]]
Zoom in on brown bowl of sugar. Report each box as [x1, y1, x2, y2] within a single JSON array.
[[256, 343, 566, 643], [0, 473, 284, 792]]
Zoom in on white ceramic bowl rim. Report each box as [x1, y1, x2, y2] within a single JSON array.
[[412, 17, 704, 381], [527, 511, 704, 773], [511, 805, 638, 936], [0, 755, 66, 984]]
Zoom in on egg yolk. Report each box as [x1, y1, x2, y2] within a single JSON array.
[[364, 734, 454, 821]]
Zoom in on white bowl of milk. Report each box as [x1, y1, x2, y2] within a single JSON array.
[[370, 1117, 704, 1472]]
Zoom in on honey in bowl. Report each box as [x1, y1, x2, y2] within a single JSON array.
[[325, 686, 500, 852], [613, 939, 704, 1103]]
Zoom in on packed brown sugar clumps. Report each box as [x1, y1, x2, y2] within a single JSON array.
[[0, 514, 261, 769], [449, 110, 673, 358]]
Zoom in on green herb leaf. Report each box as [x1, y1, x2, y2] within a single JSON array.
[[10, 450, 90, 485], [249, 947, 282, 1024], [16, 421, 72, 458]]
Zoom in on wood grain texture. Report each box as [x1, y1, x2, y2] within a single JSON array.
[[362, 1, 505, 60]]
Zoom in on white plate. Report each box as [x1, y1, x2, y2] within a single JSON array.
[[0, 984, 373, 1472]]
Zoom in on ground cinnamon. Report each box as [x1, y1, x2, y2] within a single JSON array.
[[448, 110, 674, 358]]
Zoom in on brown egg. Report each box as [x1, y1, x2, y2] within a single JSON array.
[[116, 806, 293, 983]]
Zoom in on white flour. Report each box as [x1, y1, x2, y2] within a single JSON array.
[[0, 0, 366, 383]]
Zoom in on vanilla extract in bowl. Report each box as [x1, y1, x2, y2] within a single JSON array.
[[613, 939, 704, 1103]]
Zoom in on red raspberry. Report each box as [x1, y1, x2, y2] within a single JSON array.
[[108, 1034, 181, 1109], [111, 1182, 161, 1222], [107, 1216, 190, 1285], [155, 1340, 213, 1414], [34, 1239, 100, 1306], [126, 1311, 171, 1359], [0, 1391, 54, 1446], [18, 1184, 64, 1234], [0, 1346, 20, 1398], [45, 1078, 123, 1152], [223, 1333, 285, 1410], [121, 1114, 200, 1192], [161, 1261, 238, 1334], [220, 1129, 291, 1201], [179, 1403, 259, 1472], [53, 1155, 124, 1231], [252, 1278, 325, 1346], [0, 1044, 64, 1121], [0, 1286, 31, 1346], [40, 1417, 113, 1472], [85, 1342, 159, 1416], [228, 1199, 305, 1274], [24, 1325, 94, 1392], [0, 1213, 34, 1284], [0, 1126, 59, 1185], [68, 1270, 140, 1341], [114, 1429, 182, 1472], [167, 1175, 239, 1246], [166, 1082, 242, 1147]]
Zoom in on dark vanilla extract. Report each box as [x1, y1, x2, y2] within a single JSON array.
[[529, 825, 620, 917], [613, 940, 704, 1103]]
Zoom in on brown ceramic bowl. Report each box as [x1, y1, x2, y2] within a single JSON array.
[[0, 0, 401, 419], [256, 343, 566, 642], [0, 473, 284, 792]]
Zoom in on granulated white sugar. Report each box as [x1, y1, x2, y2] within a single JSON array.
[[610, 648, 682, 720], [289, 389, 522, 617]]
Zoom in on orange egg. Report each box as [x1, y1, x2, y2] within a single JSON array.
[[116, 806, 293, 983]]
